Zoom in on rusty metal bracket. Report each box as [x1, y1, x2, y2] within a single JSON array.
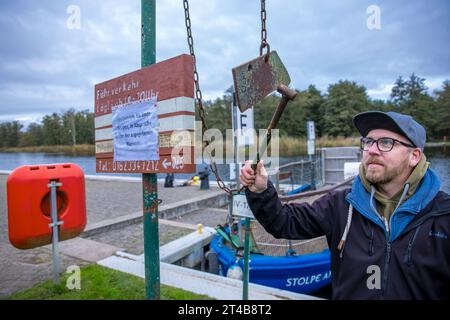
[[232, 51, 291, 112]]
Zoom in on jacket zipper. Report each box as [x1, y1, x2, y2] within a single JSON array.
[[405, 225, 421, 266], [379, 211, 449, 298], [381, 242, 392, 298]]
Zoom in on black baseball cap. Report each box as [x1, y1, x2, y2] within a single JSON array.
[[353, 111, 426, 150]]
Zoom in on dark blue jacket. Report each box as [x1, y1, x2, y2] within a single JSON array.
[[245, 169, 450, 299]]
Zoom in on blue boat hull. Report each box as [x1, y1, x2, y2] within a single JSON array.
[[286, 183, 311, 195], [210, 234, 331, 295]]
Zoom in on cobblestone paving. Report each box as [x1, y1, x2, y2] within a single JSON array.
[[84, 223, 193, 256], [82, 207, 230, 256], [83, 179, 221, 224], [170, 208, 229, 228]]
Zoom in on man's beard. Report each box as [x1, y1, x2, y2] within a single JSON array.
[[364, 158, 404, 185]]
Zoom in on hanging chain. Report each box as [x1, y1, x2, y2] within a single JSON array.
[[183, 0, 242, 196], [260, 0, 270, 58]]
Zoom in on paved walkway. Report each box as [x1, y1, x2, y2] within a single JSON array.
[[0, 173, 226, 298], [84, 208, 229, 256], [80, 176, 222, 225]]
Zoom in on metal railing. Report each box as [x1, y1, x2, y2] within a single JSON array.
[[271, 150, 324, 192], [279, 176, 355, 202]]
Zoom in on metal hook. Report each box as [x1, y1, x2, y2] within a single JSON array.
[[259, 42, 270, 62]]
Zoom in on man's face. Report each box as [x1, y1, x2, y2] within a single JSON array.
[[362, 129, 417, 185]]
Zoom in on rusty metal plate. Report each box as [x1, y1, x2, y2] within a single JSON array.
[[232, 51, 291, 112]]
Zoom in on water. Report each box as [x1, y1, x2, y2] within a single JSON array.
[[0, 152, 208, 182], [422, 146, 450, 193], [0, 152, 313, 182], [0, 146, 449, 193]]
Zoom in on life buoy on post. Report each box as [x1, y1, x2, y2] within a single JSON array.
[[7, 163, 87, 249]]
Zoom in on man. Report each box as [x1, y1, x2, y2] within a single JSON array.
[[240, 111, 450, 299]]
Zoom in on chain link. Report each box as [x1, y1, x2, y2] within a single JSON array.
[[260, 0, 270, 57], [183, 0, 243, 196]]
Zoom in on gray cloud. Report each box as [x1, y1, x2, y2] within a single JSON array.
[[0, 0, 449, 126]]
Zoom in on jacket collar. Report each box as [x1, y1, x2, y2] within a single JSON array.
[[346, 168, 441, 241]]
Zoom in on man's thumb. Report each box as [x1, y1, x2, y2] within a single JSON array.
[[257, 160, 267, 176]]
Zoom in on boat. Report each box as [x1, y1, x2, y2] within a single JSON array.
[[286, 183, 311, 195], [208, 225, 332, 295]]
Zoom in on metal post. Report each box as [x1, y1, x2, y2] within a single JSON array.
[[232, 91, 240, 189], [227, 194, 233, 234], [233, 89, 251, 299], [48, 180, 63, 285], [311, 155, 316, 190], [307, 120, 316, 190], [275, 170, 280, 193], [321, 148, 326, 186], [141, 0, 159, 300], [242, 217, 251, 300], [142, 0, 156, 68]]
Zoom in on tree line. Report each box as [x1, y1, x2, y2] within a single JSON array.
[[203, 74, 450, 141], [0, 109, 94, 148], [0, 74, 449, 148]]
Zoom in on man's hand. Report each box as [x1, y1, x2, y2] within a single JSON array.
[[240, 160, 268, 193]]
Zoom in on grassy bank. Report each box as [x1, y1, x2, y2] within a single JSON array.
[[7, 264, 213, 300], [278, 136, 360, 156], [226, 135, 360, 157], [0, 144, 95, 156]]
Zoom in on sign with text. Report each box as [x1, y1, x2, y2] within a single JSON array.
[[235, 106, 255, 146], [112, 98, 159, 161], [232, 194, 255, 219], [94, 54, 196, 173], [307, 121, 315, 141], [307, 121, 315, 156]]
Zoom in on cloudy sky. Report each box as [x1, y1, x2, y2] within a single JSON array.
[[0, 0, 449, 127]]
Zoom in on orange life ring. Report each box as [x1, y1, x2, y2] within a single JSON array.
[[7, 163, 87, 249]]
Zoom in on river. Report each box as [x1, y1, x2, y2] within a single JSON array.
[[0, 146, 449, 192]]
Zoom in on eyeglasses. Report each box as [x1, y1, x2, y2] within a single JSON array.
[[360, 137, 415, 152]]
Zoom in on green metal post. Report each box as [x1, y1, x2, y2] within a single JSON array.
[[242, 217, 251, 300], [141, 0, 159, 300]]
